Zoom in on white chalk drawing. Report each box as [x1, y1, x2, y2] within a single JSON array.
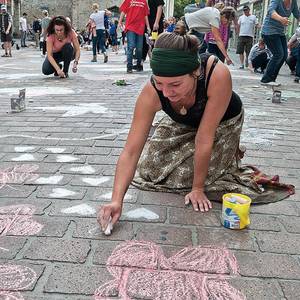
[[14, 146, 36, 152], [49, 188, 77, 198], [70, 165, 96, 174], [82, 177, 110, 186], [44, 147, 66, 153], [34, 175, 63, 185], [0, 204, 43, 236], [124, 208, 159, 220], [31, 103, 110, 117], [0, 164, 39, 190], [0, 73, 40, 80], [99, 192, 132, 201], [0, 264, 37, 300], [0, 247, 9, 251], [11, 154, 35, 162], [61, 204, 96, 216], [56, 155, 79, 163]]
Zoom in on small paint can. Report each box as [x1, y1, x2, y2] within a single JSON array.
[[272, 90, 281, 103], [221, 193, 252, 230]]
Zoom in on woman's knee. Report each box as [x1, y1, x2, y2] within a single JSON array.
[[42, 60, 54, 75]]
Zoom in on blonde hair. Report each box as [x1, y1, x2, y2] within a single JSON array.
[[220, 6, 236, 22], [214, 2, 225, 11], [92, 3, 99, 11]]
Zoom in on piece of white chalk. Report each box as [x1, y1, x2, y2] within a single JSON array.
[[104, 220, 113, 236]]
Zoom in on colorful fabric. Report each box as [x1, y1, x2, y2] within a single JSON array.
[[47, 29, 77, 53], [205, 23, 228, 45], [132, 111, 294, 204]]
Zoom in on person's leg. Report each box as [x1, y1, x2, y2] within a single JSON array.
[[126, 31, 135, 72], [245, 37, 253, 67], [98, 29, 108, 62], [7, 40, 12, 56], [20, 31, 24, 47], [35, 32, 39, 48], [272, 35, 287, 79], [61, 43, 74, 75], [136, 33, 143, 71], [42, 40, 47, 55], [252, 53, 267, 72], [142, 33, 148, 62], [42, 54, 60, 75], [261, 34, 284, 83], [294, 46, 300, 82], [236, 37, 244, 68], [3, 41, 8, 56]]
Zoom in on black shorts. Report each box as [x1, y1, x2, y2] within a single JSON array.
[[236, 36, 253, 55], [1, 32, 12, 42]]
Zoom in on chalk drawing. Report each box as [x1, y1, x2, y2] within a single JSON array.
[[100, 192, 132, 201], [0, 129, 128, 141], [69, 165, 96, 174], [0, 164, 39, 190], [124, 208, 159, 220], [0, 86, 76, 97], [31, 103, 110, 117], [0, 264, 37, 300], [44, 147, 66, 153], [94, 240, 245, 300], [11, 154, 35, 162], [14, 146, 36, 152], [82, 177, 110, 186], [61, 204, 96, 216], [0, 205, 43, 236], [0, 73, 40, 80], [56, 155, 79, 163], [49, 188, 77, 198], [0, 246, 9, 251], [34, 175, 63, 185]]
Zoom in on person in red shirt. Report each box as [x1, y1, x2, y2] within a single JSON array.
[[119, 0, 150, 73]]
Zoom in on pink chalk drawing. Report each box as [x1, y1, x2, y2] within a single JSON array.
[[94, 240, 246, 300], [0, 164, 39, 190], [0, 264, 37, 300], [0, 205, 43, 236]]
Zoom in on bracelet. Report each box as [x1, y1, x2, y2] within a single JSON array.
[[74, 60, 79, 64]]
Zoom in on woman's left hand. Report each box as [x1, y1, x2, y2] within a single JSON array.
[[184, 189, 212, 212]]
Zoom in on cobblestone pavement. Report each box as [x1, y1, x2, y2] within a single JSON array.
[[0, 45, 299, 300]]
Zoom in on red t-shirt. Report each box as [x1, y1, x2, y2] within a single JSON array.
[[120, 0, 149, 35], [47, 30, 77, 53]]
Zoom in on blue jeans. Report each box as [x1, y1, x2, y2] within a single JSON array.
[[92, 29, 106, 56], [261, 34, 287, 82], [190, 30, 207, 54], [20, 30, 27, 47], [126, 31, 143, 68], [293, 46, 300, 77]]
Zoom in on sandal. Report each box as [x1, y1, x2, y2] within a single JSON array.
[[1, 54, 8, 57]]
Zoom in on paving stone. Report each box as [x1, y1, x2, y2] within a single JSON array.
[[0, 237, 27, 259], [229, 278, 282, 300], [92, 240, 120, 265], [26, 174, 71, 186], [279, 281, 300, 300], [74, 146, 111, 155], [43, 154, 87, 164], [87, 155, 118, 165], [135, 224, 193, 246], [23, 238, 90, 263], [248, 214, 282, 231], [250, 200, 299, 216], [94, 140, 125, 148], [137, 191, 185, 208], [33, 217, 70, 237], [169, 207, 221, 227], [38, 146, 75, 154], [0, 185, 36, 198], [197, 227, 257, 251], [0, 137, 25, 145], [58, 139, 95, 147], [90, 187, 138, 203], [255, 231, 300, 255], [44, 264, 112, 295], [235, 251, 300, 279], [0, 145, 39, 153], [120, 204, 167, 223], [59, 163, 102, 175], [70, 175, 113, 187], [73, 218, 134, 241], [0, 162, 62, 174], [36, 186, 86, 200], [2, 153, 47, 162], [22, 138, 59, 146], [278, 215, 300, 233]]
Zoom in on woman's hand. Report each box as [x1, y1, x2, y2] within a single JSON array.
[[226, 57, 233, 65], [57, 69, 66, 78], [185, 189, 212, 212], [97, 202, 122, 232], [280, 17, 289, 26]]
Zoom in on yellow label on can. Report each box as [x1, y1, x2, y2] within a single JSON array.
[[151, 31, 158, 40], [222, 193, 252, 229]]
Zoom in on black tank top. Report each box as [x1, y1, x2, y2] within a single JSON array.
[[151, 53, 242, 128]]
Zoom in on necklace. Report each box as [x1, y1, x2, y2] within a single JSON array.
[[180, 106, 187, 115]]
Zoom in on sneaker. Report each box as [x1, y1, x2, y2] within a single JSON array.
[[132, 64, 137, 70], [104, 54, 108, 63], [239, 65, 244, 69], [260, 81, 281, 87], [294, 77, 300, 83], [127, 67, 133, 74], [290, 70, 296, 76], [136, 65, 143, 72]]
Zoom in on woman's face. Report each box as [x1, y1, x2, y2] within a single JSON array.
[[220, 16, 229, 25], [153, 74, 196, 103], [54, 25, 65, 38]]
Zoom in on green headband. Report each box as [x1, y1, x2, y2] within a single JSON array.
[[150, 48, 200, 77]]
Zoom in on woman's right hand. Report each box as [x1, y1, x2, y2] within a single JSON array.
[[280, 17, 289, 26], [57, 69, 66, 78], [97, 202, 122, 232]]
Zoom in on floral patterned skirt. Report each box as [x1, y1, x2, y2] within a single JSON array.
[[132, 109, 294, 204]]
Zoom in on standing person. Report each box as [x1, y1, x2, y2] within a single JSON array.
[[119, 0, 151, 73], [42, 16, 80, 78], [109, 20, 118, 53], [260, 0, 299, 85], [0, 5, 12, 57], [236, 6, 259, 69], [32, 16, 42, 49], [248, 39, 272, 73], [19, 12, 28, 47], [89, 3, 111, 63], [184, 6, 235, 64], [287, 26, 300, 82], [41, 10, 51, 56]]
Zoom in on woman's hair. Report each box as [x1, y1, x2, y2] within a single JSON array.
[[92, 3, 99, 11], [258, 38, 265, 45], [154, 32, 200, 54], [47, 16, 72, 36], [174, 21, 187, 35], [214, 2, 225, 11], [220, 6, 236, 22], [42, 10, 48, 16]]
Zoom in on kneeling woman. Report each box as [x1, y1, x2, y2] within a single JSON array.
[[99, 32, 293, 229], [42, 16, 80, 78]]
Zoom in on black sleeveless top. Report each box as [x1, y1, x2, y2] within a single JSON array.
[[151, 53, 242, 128]]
